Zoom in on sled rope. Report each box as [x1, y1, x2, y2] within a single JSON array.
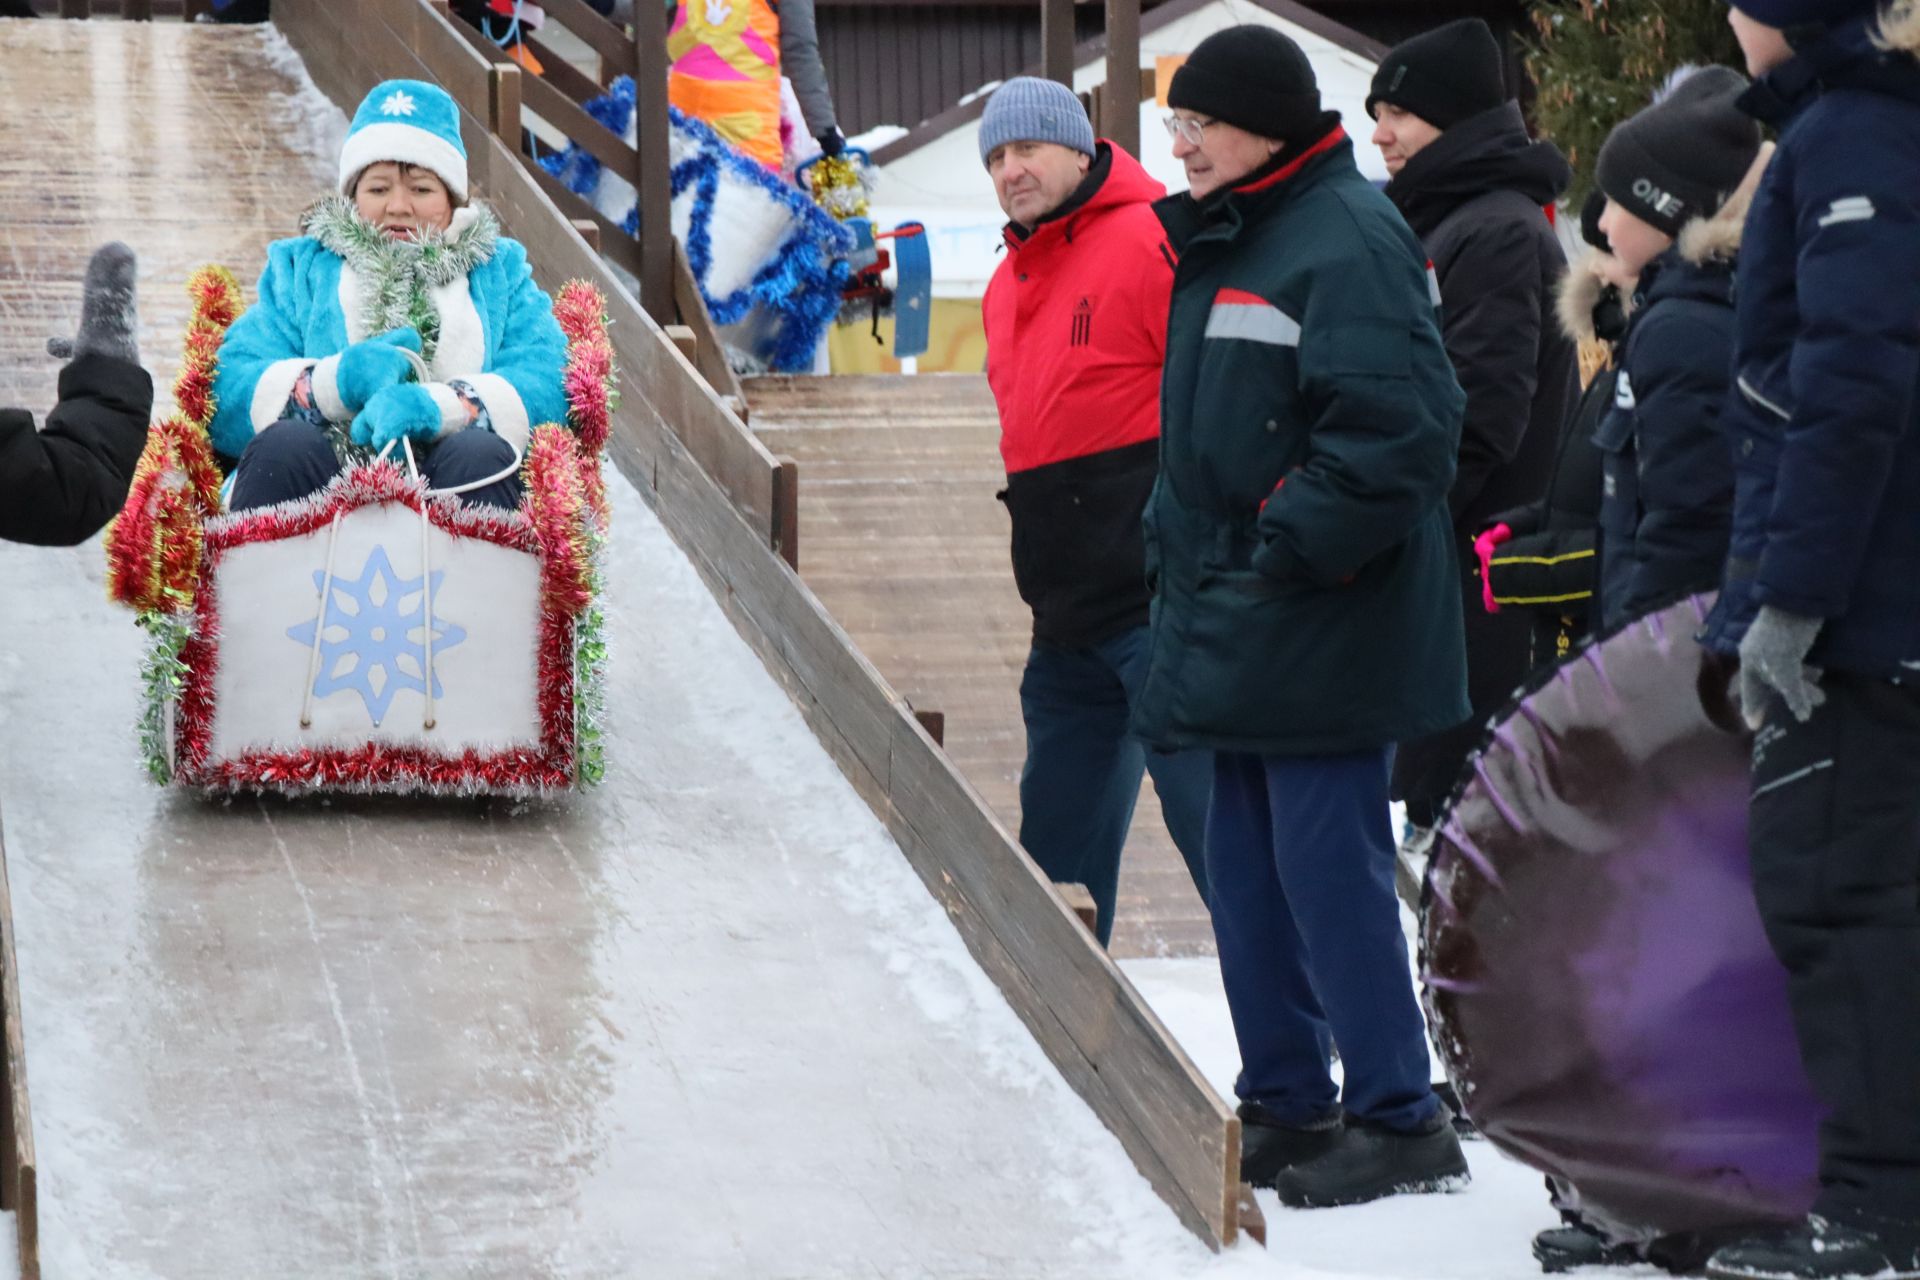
[[402, 438, 439, 733], [300, 513, 346, 729]]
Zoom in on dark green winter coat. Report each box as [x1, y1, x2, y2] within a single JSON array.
[[1131, 127, 1470, 756]]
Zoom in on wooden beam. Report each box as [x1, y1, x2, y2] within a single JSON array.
[[531, 0, 631, 67], [57, 0, 88, 15], [1104, 0, 1140, 156], [0, 816, 38, 1280], [1055, 881, 1098, 936], [570, 218, 601, 254], [629, 0, 673, 322], [1040, 0, 1074, 86], [774, 456, 799, 570], [123, 0, 152, 17], [520, 72, 635, 177], [665, 324, 698, 366], [671, 239, 750, 411], [911, 707, 945, 748]]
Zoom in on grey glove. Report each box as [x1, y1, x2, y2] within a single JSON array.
[[47, 242, 140, 365], [1739, 604, 1827, 727]]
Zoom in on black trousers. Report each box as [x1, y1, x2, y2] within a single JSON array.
[[1749, 671, 1920, 1223], [229, 419, 522, 512]]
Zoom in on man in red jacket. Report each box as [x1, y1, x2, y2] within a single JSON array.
[[980, 78, 1210, 946]]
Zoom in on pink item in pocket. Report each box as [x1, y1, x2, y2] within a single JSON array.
[[1475, 523, 1513, 614]]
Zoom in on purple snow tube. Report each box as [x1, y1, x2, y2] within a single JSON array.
[[1421, 593, 1821, 1240]]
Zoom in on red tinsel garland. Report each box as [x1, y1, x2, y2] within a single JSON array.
[[104, 267, 240, 612], [552, 280, 614, 530], [524, 426, 593, 619]]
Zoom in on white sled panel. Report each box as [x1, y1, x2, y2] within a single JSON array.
[[206, 502, 545, 761]]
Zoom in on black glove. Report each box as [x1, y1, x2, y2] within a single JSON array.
[[816, 128, 846, 158], [47, 242, 140, 366]]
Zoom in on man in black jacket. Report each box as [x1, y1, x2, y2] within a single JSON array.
[[1367, 18, 1579, 854], [2, 243, 151, 547]]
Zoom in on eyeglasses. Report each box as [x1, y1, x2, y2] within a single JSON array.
[[1162, 113, 1215, 146]]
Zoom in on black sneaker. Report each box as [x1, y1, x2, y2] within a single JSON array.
[[1269, 1114, 1470, 1209], [1238, 1101, 1343, 1189], [1533, 1222, 1644, 1273], [1705, 1213, 1920, 1280]]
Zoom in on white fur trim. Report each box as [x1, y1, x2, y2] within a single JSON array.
[[249, 358, 316, 432], [338, 264, 366, 344], [464, 373, 530, 454], [339, 121, 469, 201], [426, 384, 470, 438], [309, 354, 349, 422], [428, 277, 486, 380]]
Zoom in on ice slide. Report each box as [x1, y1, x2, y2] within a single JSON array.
[[0, 17, 1238, 1278]]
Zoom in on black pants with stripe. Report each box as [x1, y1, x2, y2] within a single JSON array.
[[1748, 671, 1920, 1224]]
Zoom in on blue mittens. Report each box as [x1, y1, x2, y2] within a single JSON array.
[[336, 328, 422, 413], [351, 383, 442, 451]]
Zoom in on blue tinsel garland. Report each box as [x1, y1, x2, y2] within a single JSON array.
[[541, 78, 855, 372]]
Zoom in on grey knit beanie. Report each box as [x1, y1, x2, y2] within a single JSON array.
[[979, 77, 1096, 168]]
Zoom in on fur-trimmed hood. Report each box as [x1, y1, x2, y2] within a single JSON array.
[[1556, 254, 1630, 347], [1678, 142, 1774, 266]]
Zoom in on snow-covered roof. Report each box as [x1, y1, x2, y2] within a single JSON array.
[[866, 0, 1389, 298]]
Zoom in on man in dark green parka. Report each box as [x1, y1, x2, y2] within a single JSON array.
[[1136, 24, 1470, 1207]]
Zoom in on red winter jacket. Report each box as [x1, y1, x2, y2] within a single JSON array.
[[984, 143, 1173, 474], [983, 144, 1175, 647]]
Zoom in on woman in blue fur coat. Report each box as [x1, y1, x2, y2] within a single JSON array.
[[214, 78, 567, 510]]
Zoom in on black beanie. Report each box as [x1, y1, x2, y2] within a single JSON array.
[[1167, 26, 1322, 141], [1366, 18, 1507, 128], [1579, 189, 1610, 252], [1595, 65, 1763, 238]]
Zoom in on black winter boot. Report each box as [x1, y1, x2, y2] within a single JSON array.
[[1532, 1222, 1643, 1273], [1269, 1112, 1469, 1208], [1706, 1213, 1920, 1280], [1238, 1101, 1343, 1189]]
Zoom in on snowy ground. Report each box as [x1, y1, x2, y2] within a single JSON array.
[[1124, 957, 1670, 1280]]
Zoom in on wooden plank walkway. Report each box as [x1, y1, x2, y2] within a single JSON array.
[[745, 373, 1213, 959]]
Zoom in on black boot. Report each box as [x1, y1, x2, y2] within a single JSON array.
[[1532, 1222, 1643, 1273], [1269, 1113, 1469, 1209], [1238, 1101, 1343, 1189], [1706, 1213, 1920, 1280]]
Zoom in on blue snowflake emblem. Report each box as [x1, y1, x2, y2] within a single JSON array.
[[286, 545, 466, 727]]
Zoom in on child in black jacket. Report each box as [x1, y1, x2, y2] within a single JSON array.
[[0, 243, 151, 547]]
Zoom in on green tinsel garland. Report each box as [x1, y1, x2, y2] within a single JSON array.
[[573, 537, 609, 789], [303, 196, 502, 366], [136, 611, 193, 784]]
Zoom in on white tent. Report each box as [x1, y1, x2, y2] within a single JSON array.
[[864, 0, 1388, 300]]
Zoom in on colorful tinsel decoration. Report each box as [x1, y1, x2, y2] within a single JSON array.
[[552, 279, 616, 531], [525, 425, 594, 620], [135, 611, 192, 783], [104, 267, 236, 613], [805, 152, 873, 223]]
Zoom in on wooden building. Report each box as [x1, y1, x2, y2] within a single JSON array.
[[815, 0, 1533, 137]]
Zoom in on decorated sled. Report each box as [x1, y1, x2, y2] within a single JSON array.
[[1421, 594, 1821, 1246], [104, 268, 618, 797]]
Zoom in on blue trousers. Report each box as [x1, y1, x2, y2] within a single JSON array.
[[1018, 625, 1212, 947], [1208, 749, 1440, 1132], [229, 419, 523, 512]]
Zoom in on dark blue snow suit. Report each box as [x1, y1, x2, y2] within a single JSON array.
[[1595, 244, 1737, 634], [1699, 13, 1920, 1231]]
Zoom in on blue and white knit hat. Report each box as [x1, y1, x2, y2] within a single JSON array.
[[338, 79, 469, 202]]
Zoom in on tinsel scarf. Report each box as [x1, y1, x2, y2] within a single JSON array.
[[304, 196, 501, 364]]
